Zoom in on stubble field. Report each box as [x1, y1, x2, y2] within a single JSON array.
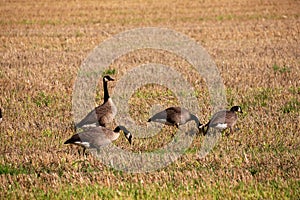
[[0, 0, 299, 199]]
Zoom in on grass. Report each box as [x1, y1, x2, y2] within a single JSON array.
[[0, 165, 31, 175], [1, 0, 299, 199], [33, 91, 53, 107], [4, 179, 298, 199], [273, 64, 291, 74], [281, 99, 300, 114], [103, 69, 117, 76]]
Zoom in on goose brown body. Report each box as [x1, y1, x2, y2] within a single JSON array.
[[148, 107, 202, 131], [64, 126, 132, 151], [203, 106, 242, 135], [76, 75, 117, 128]]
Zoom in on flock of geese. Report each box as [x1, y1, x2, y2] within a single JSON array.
[[64, 75, 243, 154]]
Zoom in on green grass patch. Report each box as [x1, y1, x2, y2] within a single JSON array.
[[250, 87, 275, 107], [4, 180, 298, 199], [102, 69, 116, 76], [281, 98, 300, 114], [0, 164, 30, 175], [42, 129, 53, 137], [288, 87, 300, 95], [248, 166, 259, 176], [34, 91, 52, 107], [273, 64, 291, 73]]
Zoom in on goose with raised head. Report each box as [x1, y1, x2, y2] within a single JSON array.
[[64, 125, 132, 153], [202, 106, 243, 136], [147, 106, 203, 132], [76, 75, 117, 128], [0, 108, 2, 123]]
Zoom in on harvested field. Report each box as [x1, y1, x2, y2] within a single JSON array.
[[0, 0, 299, 199]]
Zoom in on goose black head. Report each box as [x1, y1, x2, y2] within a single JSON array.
[[114, 125, 132, 145], [103, 75, 115, 82], [230, 106, 243, 114], [198, 124, 205, 134]]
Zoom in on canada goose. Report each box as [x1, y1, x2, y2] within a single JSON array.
[[64, 125, 132, 154], [147, 106, 202, 131], [76, 75, 117, 128], [202, 106, 243, 136], [0, 108, 2, 123]]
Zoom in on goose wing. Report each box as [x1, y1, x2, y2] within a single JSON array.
[[95, 100, 116, 126], [208, 110, 237, 127], [75, 109, 98, 128], [148, 109, 168, 121], [208, 110, 227, 127], [165, 107, 185, 124], [76, 99, 116, 128], [148, 107, 180, 123]]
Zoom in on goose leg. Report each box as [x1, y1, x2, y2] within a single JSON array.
[[226, 127, 233, 136], [204, 126, 209, 136]]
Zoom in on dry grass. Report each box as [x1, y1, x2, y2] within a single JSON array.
[[0, 0, 299, 199]]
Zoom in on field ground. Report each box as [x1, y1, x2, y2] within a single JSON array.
[[0, 0, 299, 199]]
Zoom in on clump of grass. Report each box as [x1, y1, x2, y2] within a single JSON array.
[[216, 15, 224, 21], [102, 69, 116, 76], [20, 19, 34, 25], [0, 164, 30, 175], [273, 64, 291, 73], [33, 91, 52, 107], [217, 14, 235, 21], [248, 166, 259, 176], [253, 88, 273, 107], [75, 31, 84, 37], [288, 87, 300, 95], [281, 99, 300, 114], [42, 129, 52, 137]]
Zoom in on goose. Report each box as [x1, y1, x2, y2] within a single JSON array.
[[64, 125, 132, 154], [76, 75, 117, 128], [0, 108, 2, 123], [147, 106, 203, 132], [202, 106, 243, 136]]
